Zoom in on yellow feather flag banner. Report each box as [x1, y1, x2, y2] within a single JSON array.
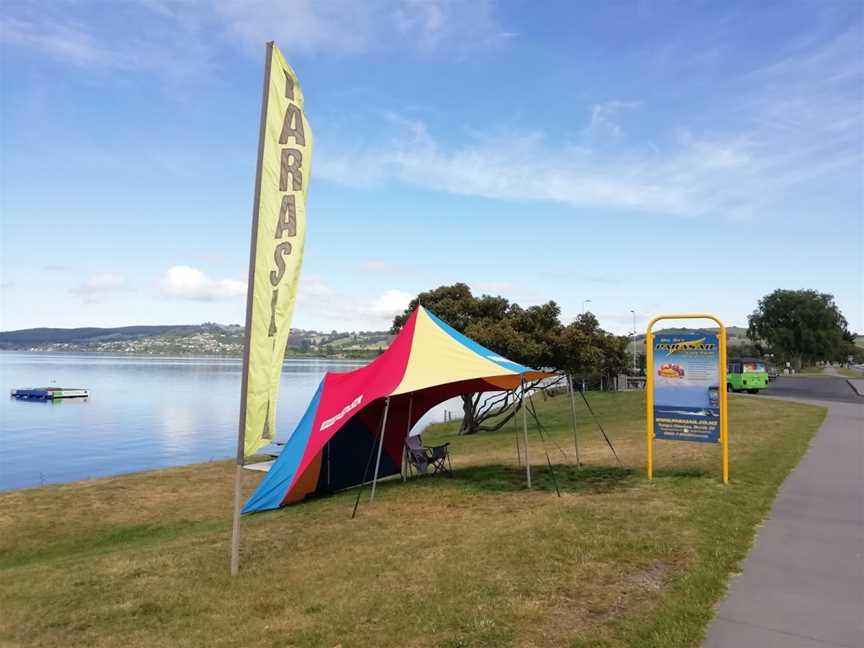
[[239, 42, 313, 459]]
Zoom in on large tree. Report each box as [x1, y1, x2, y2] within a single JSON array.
[[392, 284, 628, 433], [747, 289, 852, 367], [555, 313, 628, 380], [391, 283, 509, 334], [392, 284, 561, 433]]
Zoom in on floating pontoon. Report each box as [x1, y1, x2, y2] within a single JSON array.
[[10, 388, 89, 401]]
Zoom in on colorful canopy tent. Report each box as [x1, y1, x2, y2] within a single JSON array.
[[242, 306, 553, 513]]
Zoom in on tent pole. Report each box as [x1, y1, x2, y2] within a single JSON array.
[[514, 400, 521, 467], [521, 375, 531, 488], [402, 395, 413, 482], [526, 392, 561, 497], [370, 397, 391, 502], [567, 373, 581, 467]]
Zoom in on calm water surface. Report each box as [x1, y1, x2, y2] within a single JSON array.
[[0, 352, 452, 491]]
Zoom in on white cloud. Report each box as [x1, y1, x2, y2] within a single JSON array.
[[73, 272, 129, 294], [159, 266, 245, 301], [364, 289, 413, 319], [291, 276, 412, 329]]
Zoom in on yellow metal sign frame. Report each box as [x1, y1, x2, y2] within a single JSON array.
[[646, 313, 729, 484]]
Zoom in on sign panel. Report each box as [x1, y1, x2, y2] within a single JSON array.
[[652, 333, 721, 443]]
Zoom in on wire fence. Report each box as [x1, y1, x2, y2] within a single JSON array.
[[540, 372, 645, 394], [439, 371, 647, 423]]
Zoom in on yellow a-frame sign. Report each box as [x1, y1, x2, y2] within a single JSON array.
[[646, 313, 729, 484]]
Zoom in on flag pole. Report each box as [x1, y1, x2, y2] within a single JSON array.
[[230, 40, 274, 577], [567, 373, 581, 466], [370, 397, 391, 501], [521, 375, 531, 488]]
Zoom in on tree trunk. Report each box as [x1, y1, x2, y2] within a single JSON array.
[[460, 394, 476, 434]]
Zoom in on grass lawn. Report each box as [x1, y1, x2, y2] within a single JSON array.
[[796, 366, 829, 376], [832, 367, 864, 379], [0, 392, 825, 648], [795, 366, 863, 378]]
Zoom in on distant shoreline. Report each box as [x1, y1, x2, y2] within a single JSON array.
[[0, 324, 394, 359], [0, 348, 377, 361]]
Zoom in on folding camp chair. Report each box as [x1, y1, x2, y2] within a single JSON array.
[[405, 435, 452, 477]]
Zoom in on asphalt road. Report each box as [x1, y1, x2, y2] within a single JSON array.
[[758, 375, 864, 404]]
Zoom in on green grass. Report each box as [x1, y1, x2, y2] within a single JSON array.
[[833, 367, 863, 378], [795, 366, 863, 378], [796, 366, 830, 375], [0, 392, 825, 647]]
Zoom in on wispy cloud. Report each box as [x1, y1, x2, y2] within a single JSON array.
[[318, 119, 701, 215], [317, 29, 862, 220], [159, 266, 245, 301], [216, 0, 507, 55], [586, 100, 641, 137], [0, 0, 508, 81], [0, 3, 217, 81], [71, 272, 129, 303], [1, 16, 107, 67]]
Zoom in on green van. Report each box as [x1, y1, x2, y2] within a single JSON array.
[[727, 358, 769, 394]]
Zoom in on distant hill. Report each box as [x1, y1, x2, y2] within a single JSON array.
[[0, 324, 393, 358], [0, 325, 202, 347], [3, 322, 754, 357], [626, 325, 754, 358], [632, 326, 749, 344]]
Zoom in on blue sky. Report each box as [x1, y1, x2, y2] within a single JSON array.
[[1, 0, 861, 335]]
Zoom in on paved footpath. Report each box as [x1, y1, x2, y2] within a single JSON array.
[[704, 395, 863, 648]]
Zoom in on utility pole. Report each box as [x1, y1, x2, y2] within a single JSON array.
[[631, 309, 637, 373]]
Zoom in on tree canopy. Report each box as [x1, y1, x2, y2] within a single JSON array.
[[556, 312, 629, 379], [392, 284, 629, 433], [747, 289, 856, 366]]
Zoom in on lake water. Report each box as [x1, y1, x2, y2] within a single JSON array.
[[0, 352, 455, 491]]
